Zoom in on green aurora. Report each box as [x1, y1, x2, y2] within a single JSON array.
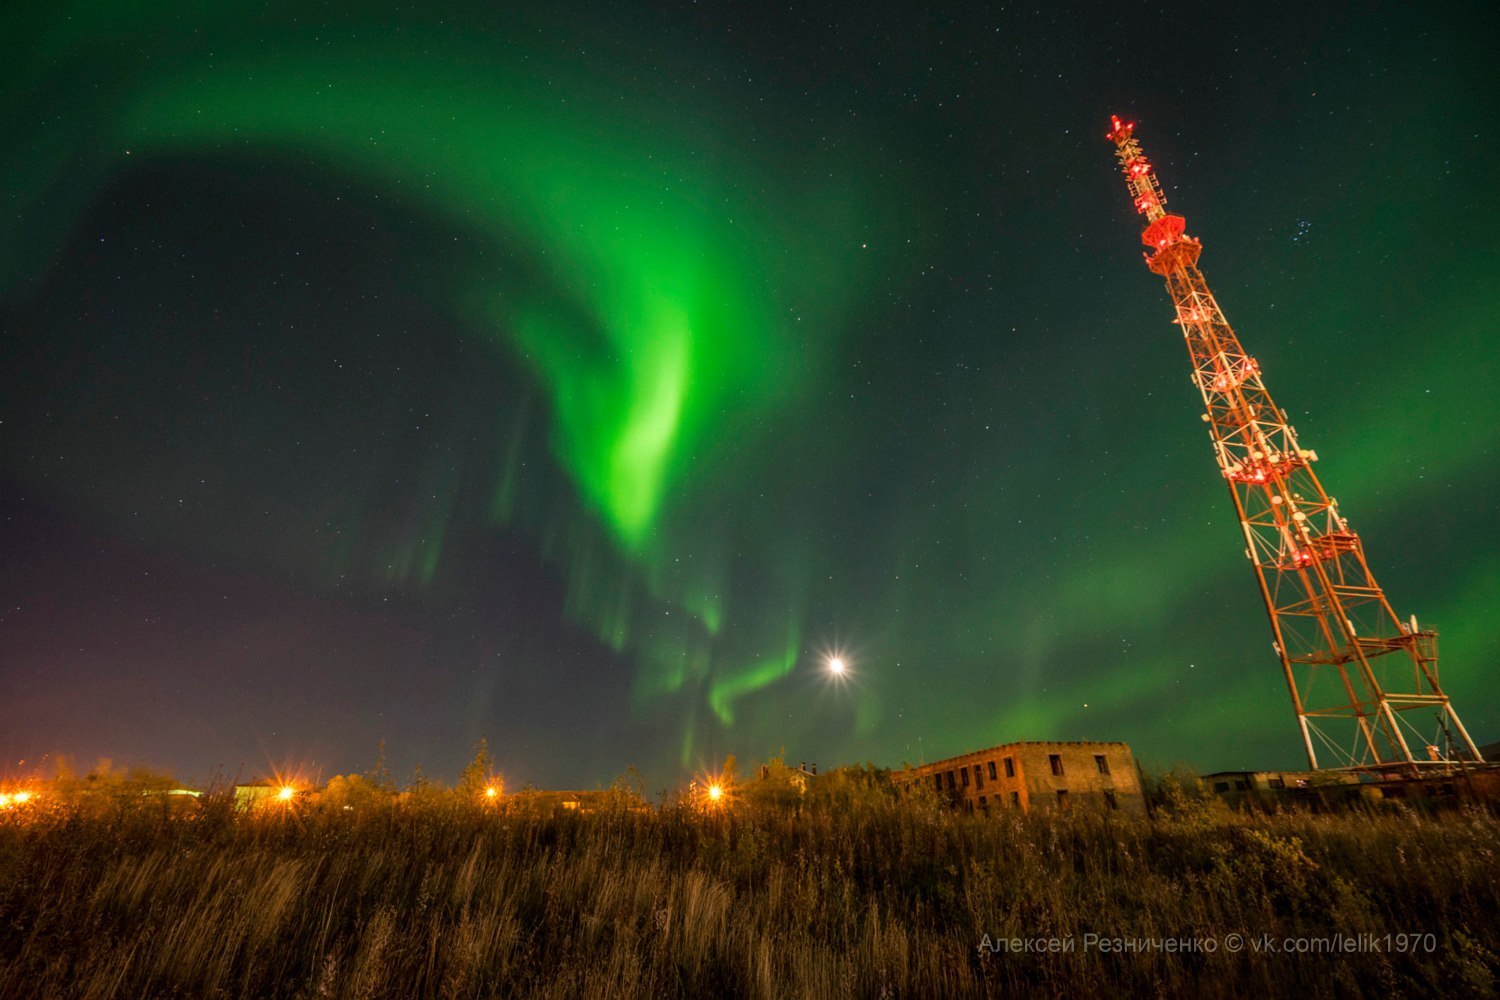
[[1, 2, 1495, 783]]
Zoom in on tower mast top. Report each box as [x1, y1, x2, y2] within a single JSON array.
[[1107, 114, 1200, 274]]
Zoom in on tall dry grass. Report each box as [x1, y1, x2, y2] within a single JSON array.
[[0, 787, 1496, 998]]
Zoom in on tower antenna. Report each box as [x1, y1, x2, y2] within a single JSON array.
[[1105, 115, 1480, 772]]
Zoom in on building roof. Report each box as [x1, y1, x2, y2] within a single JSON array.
[[904, 740, 1133, 771]]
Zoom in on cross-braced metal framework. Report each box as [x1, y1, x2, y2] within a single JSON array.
[[1105, 116, 1480, 773]]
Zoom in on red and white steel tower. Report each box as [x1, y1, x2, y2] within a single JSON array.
[[1106, 115, 1481, 772]]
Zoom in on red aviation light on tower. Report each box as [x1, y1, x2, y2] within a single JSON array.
[[1103, 116, 1482, 775]]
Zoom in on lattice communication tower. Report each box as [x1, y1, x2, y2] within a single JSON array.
[[1105, 115, 1480, 772]]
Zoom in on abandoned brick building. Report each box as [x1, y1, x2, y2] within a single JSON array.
[[901, 740, 1145, 815]]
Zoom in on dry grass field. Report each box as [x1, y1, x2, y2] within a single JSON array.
[[0, 772, 1496, 998]]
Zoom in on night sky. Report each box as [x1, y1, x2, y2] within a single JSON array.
[[3, 2, 1496, 790]]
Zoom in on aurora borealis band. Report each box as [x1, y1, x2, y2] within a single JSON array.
[[2, 2, 1496, 788]]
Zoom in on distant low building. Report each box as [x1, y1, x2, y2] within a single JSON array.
[[1207, 766, 1500, 806], [756, 761, 817, 794], [506, 789, 618, 812], [233, 779, 305, 806], [899, 741, 1145, 816], [1202, 770, 1353, 794], [1202, 769, 1359, 805]]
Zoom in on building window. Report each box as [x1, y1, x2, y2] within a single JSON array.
[[979, 796, 987, 811], [974, 765, 983, 790], [1213, 781, 1229, 793], [965, 799, 974, 812], [934, 774, 943, 792], [1234, 780, 1249, 791], [1094, 754, 1110, 775], [1004, 757, 1015, 778], [1268, 777, 1286, 789], [988, 761, 997, 781], [1049, 754, 1064, 777], [1103, 790, 1117, 811], [947, 771, 956, 790], [1056, 789, 1068, 808], [1010, 791, 1020, 808], [961, 768, 970, 787]]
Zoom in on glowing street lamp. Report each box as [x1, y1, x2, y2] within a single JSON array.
[[693, 773, 731, 811], [827, 656, 846, 676], [277, 785, 296, 802]]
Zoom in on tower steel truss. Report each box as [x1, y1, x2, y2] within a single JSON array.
[[1105, 116, 1480, 772]]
